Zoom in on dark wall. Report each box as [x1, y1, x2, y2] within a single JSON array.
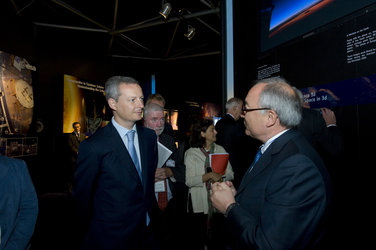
[[233, 1, 374, 248], [0, 10, 223, 193]]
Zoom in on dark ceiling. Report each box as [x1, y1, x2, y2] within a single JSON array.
[[3, 0, 222, 61]]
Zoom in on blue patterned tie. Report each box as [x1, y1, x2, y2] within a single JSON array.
[[127, 130, 142, 181], [126, 130, 150, 226], [248, 147, 262, 173]]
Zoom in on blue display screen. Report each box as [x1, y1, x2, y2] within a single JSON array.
[[270, 0, 322, 31], [259, 0, 376, 53]]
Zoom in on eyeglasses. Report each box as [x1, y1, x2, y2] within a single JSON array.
[[242, 107, 271, 114]]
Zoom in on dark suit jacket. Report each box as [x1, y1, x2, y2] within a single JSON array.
[[159, 132, 185, 186], [68, 131, 86, 161], [158, 132, 187, 214], [0, 156, 38, 250], [297, 108, 343, 157], [227, 129, 332, 249], [215, 114, 243, 152], [72, 121, 159, 250]]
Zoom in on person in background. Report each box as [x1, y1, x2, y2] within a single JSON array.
[[215, 97, 259, 189], [143, 103, 187, 250], [72, 76, 159, 250], [67, 122, 86, 192], [215, 97, 244, 149], [184, 118, 234, 250], [294, 87, 344, 159], [145, 93, 174, 136], [210, 77, 333, 249], [0, 155, 38, 250], [294, 87, 344, 247]]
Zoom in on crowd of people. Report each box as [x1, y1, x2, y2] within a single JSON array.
[[0, 76, 342, 250]]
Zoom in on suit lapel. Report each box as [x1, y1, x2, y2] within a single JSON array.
[[237, 152, 271, 193], [136, 125, 153, 192], [237, 130, 297, 194], [107, 122, 143, 186]]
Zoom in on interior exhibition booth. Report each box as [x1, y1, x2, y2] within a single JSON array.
[[1, 0, 376, 249]]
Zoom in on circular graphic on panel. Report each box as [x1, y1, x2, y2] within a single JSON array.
[[15, 79, 34, 108]]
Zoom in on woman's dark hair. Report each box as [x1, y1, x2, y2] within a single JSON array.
[[189, 118, 213, 148]]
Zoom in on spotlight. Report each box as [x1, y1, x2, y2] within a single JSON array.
[[159, 2, 172, 19], [184, 25, 196, 40]]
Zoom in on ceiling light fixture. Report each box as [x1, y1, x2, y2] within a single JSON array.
[[159, 2, 172, 19], [184, 25, 196, 40]]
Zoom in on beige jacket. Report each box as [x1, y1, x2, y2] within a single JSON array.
[[184, 143, 234, 214]]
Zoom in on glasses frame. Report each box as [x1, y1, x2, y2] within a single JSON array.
[[242, 107, 271, 114]]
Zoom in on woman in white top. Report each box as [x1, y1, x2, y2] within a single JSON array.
[[184, 118, 233, 250]]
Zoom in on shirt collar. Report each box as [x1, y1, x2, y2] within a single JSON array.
[[261, 129, 290, 154], [111, 117, 137, 137], [226, 113, 235, 119]]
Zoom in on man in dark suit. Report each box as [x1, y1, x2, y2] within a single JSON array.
[[72, 76, 159, 250], [143, 103, 187, 250], [210, 77, 332, 249], [68, 122, 86, 155], [215, 97, 259, 188], [294, 87, 344, 159], [67, 121, 86, 190], [215, 97, 244, 149]]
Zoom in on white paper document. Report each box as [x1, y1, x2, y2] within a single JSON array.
[[157, 141, 172, 169], [155, 180, 166, 192]]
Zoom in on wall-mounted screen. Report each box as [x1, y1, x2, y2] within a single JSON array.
[[259, 0, 376, 53]]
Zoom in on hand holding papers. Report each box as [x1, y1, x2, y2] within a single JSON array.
[[209, 153, 229, 175]]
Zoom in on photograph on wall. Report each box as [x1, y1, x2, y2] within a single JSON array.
[[0, 51, 34, 136], [63, 74, 110, 136], [0, 137, 38, 157]]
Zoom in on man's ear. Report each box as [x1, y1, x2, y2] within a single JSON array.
[[108, 98, 117, 110], [265, 109, 278, 127]]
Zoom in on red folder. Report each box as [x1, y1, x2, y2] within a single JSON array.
[[209, 153, 229, 175]]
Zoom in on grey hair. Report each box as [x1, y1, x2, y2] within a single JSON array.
[[256, 77, 302, 128], [105, 76, 139, 101], [144, 103, 164, 118], [225, 97, 243, 111], [292, 86, 304, 106]]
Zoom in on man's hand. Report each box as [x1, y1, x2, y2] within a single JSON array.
[[155, 167, 173, 182], [321, 107, 336, 126], [210, 181, 236, 214]]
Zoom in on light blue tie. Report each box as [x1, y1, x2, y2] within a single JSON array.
[[126, 130, 150, 225], [127, 130, 142, 181]]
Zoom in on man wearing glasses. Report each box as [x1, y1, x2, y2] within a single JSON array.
[[210, 77, 332, 249]]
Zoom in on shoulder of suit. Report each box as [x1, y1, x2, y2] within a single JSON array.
[[137, 125, 158, 142], [269, 129, 302, 154], [0, 156, 26, 177]]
